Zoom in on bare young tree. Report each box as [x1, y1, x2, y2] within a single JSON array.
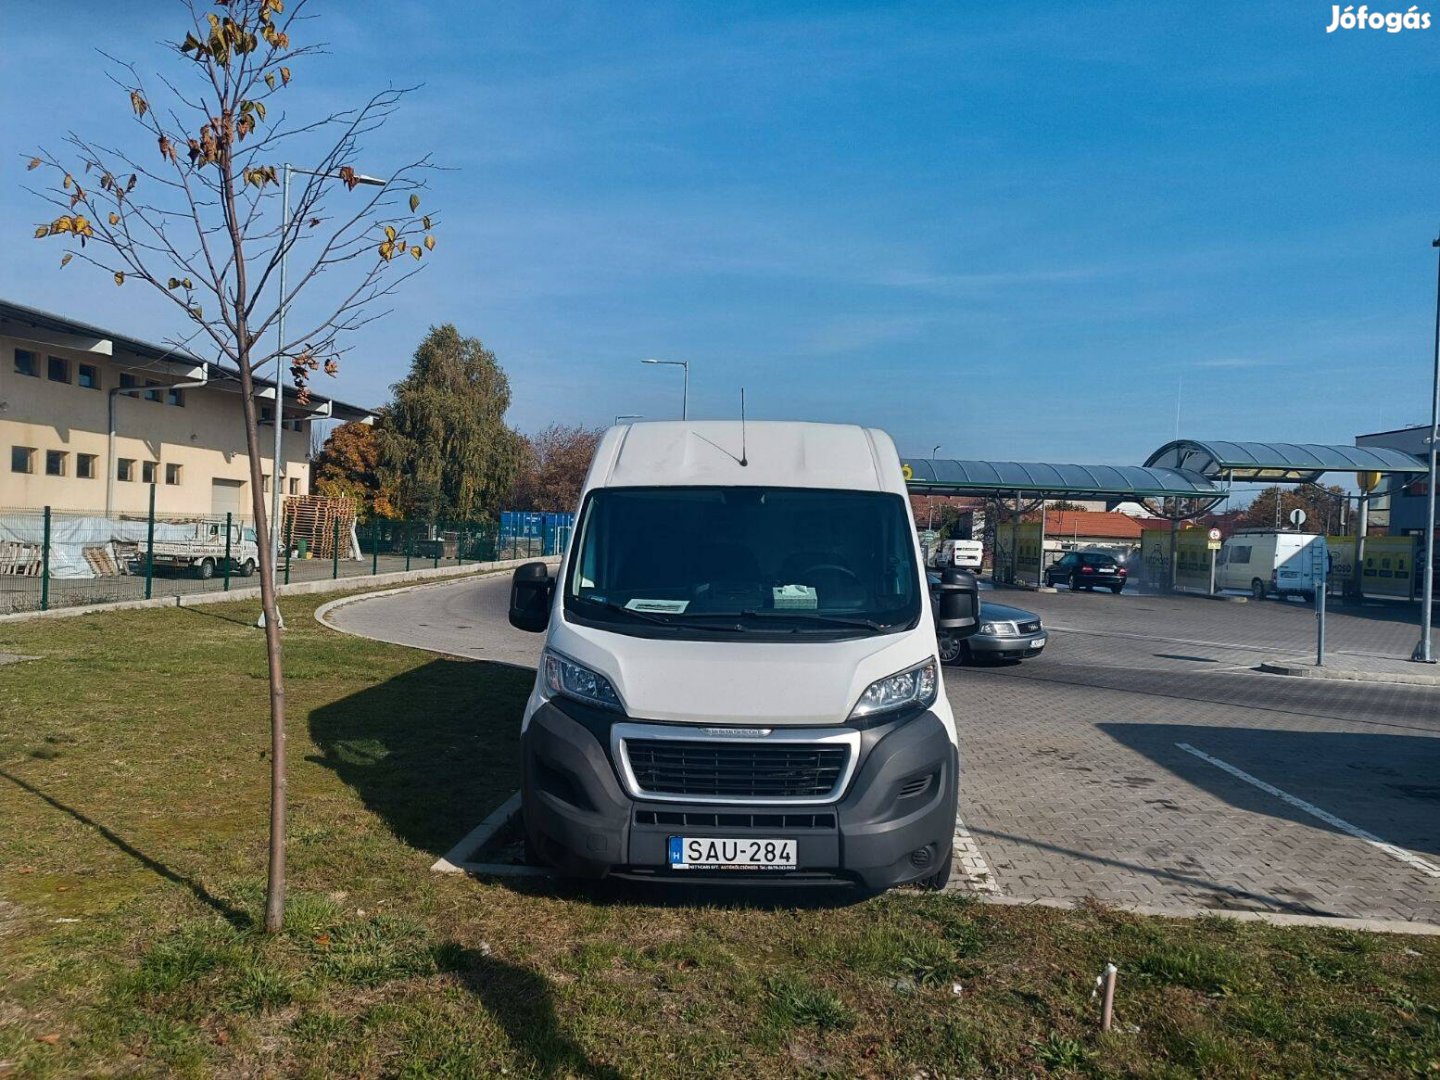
[[27, 0, 438, 932]]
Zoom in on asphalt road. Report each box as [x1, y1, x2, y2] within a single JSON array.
[[327, 574, 1440, 923]]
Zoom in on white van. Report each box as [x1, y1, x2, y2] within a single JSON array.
[[931, 538, 983, 572], [1215, 530, 1326, 601], [507, 421, 980, 890]]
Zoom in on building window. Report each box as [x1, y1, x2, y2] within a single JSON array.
[[14, 349, 38, 377], [165, 463, 183, 485], [288, 477, 300, 495], [260, 406, 274, 424], [142, 461, 158, 484], [78, 364, 100, 390], [117, 458, 135, 482], [77, 453, 97, 479], [45, 450, 68, 477], [167, 387, 185, 407], [119, 373, 137, 390], [262, 474, 271, 494], [144, 380, 162, 403], [47, 356, 70, 383], [11, 446, 35, 474]]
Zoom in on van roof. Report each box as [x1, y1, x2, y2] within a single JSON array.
[[589, 421, 904, 494]]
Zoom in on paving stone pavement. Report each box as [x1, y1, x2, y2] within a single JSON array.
[[949, 587, 1440, 924]]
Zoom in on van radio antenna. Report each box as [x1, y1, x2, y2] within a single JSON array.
[[739, 387, 749, 466]]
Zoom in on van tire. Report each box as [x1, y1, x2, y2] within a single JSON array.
[[937, 633, 964, 664], [915, 848, 954, 890], [197, 558, 215, 580], [240, 559, 257, 577], [1251, 578, 1267, 600]]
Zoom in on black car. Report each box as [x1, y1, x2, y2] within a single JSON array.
[[1045, 551, 1127, 593], [928, 574, 1047, 664]]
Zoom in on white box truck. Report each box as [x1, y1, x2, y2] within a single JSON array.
[[1215, 530, 1326, 601], [507, 421, 980, 890], [139, 520, 259, 579]]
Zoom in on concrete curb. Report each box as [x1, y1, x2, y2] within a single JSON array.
[[0, 558, 545, 625], [1258, 659, 1440, 688]]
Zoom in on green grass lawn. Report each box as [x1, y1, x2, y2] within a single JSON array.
[[1, 589, 1437, 1078]]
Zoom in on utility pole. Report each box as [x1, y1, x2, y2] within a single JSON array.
[[1413, 229, 1440, 664]]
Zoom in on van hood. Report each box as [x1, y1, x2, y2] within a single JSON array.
[[541, 616, 947, 729]]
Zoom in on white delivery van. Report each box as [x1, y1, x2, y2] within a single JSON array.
[[1215, 530, 1326, 601], [507, 421, 980, 890], [931, 538, 983, 572]]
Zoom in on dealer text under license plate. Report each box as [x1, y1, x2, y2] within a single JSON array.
[[669, 836, 797, 870]]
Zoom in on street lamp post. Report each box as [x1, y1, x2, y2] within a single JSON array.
[[1413, 229, 1440, 664], [928, 445, 942, 530], [641, 358, 689, 420], [269, 164, 385, 576]]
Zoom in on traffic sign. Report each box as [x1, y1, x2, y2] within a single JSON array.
[[1289, 508, 1307, 528], [919, 530, 938, 545], [1207, 527, 1222, 542]]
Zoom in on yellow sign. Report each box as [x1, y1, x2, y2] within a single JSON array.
[[902, 463, 913, 481], [1357, 471, 1382, 492]]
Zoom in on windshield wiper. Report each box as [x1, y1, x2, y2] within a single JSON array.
[[737, 610, 890, 632]]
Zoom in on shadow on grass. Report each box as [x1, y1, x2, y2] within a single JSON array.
[[439, 945, 623, 1079], [0, 767, 251, 929], [307, 658, 533, 856]]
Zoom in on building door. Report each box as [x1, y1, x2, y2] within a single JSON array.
[[211, 478, 245, 519]]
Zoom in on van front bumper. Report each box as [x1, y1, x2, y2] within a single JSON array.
[[521, 699, 958, 890]]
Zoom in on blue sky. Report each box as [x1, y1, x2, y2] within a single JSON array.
[[2, 0, 1437, 466]]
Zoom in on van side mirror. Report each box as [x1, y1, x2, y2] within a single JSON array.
[[936, 568, 980, 638], [508, 562, 553, 632]]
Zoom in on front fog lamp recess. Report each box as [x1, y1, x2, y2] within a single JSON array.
[[544, 652, 622, 711], [849, 659, 938, 719]]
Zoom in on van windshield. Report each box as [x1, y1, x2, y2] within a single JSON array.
[[565, 487, 922, 637]]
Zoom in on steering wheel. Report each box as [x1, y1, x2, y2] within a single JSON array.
[[794, 563, 862, 586]]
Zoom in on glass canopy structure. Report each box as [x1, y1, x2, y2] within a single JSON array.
[[1143, 440, 1427, 483]]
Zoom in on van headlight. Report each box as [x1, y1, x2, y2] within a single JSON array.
[[849, 659, 938, 720], [543, 651, 622, 711]]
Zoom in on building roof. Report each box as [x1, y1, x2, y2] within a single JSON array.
[[594, 421, 904, 493], [0, 297, 376, 423], [902, 458, 1221, 500], [1040, 510, 1144, 540], [1144, 439, 1424, 482]]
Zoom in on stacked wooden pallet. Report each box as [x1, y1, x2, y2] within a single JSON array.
[[282, 494, 357, 560], [0, 542, 42, 576]]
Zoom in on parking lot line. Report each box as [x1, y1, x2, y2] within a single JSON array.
[[950, 816, 1000, 894], [1176, 742, 1440, 881]]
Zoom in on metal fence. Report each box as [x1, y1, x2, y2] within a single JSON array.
[[1, 498, 572, 616]]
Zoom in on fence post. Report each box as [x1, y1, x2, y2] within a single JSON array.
[[332, 517, 341, 579], [432, 520, 440, 569], [457, 522, 464, 566], [223, 511, 233, 591], [144, 484, 156, 600], [40, 506, 52, 612], [405, 520, 412, 571], [284, 515, 293, 585], [371, 518, 379, 575]]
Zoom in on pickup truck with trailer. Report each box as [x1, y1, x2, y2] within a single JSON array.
[[139, 520, 259, 579], [507, 420, 980, 891]]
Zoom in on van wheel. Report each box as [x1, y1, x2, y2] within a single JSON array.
[[197, 558, 215, 580], [1251, 579, 1266, 601], [240, 559, 257, 577], [915, 848, 954, 890]]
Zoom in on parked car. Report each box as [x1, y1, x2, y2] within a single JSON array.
[[930, 574, 1045, 663], [1045, 551, 1127, 593]]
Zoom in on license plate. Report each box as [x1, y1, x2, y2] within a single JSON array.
[[1029, 635, 1047, 649], [668, 836, 797, 870]]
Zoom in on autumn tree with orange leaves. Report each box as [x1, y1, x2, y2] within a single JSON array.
[[26, 0, 437, 932], [313, 418, 399, 517]]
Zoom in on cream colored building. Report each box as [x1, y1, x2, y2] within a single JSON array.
[[1, 299, 374, 519]]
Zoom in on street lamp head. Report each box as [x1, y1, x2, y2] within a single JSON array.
[[350, 174, 387, 187]]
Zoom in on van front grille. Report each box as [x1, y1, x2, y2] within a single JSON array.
[[623, 740, 848, 799]]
